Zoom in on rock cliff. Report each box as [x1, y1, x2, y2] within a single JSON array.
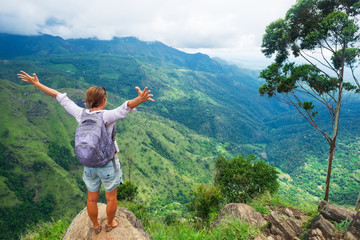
[[62, 203, 151, 240]]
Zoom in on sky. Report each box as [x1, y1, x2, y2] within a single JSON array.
[[0, 0, 297, 69]]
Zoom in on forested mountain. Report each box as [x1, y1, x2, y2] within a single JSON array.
[[0, 33, 359, 238]]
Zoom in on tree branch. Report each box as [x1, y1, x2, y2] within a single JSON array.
[[299, 51, 334, 80], [320, 43, 333, 52], [350, 64, 360, 88], [320, 46, 339, 76], [323, 39, 336, 54], [295, 84, 328, 106], [286, 93, 332, 144], [302, 50, 333, 71], [296, 76, 337, 106]]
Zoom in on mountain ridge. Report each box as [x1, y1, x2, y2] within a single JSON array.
[[0, 33, 359, 238]]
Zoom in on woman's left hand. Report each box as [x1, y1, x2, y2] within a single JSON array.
[[135, 87, 154, 103]]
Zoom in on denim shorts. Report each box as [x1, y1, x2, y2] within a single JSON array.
[[82, 156, 123, 192]]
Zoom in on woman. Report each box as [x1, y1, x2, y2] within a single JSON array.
[[17, 71, 154, 234]]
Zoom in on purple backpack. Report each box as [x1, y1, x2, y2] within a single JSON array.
[[75, 111, 116, 168]]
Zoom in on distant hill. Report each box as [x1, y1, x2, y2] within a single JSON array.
[[0, 33, 283, 148], [0, 33, 359, 238]]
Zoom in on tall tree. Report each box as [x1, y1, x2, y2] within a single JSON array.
[[259, 0, 359, 201]]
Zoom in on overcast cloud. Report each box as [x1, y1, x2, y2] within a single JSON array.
[[0, 0, 296, 68]]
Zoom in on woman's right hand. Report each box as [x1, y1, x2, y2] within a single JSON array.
[[17, 70, 60, 98], [17, 71, 40, 86]]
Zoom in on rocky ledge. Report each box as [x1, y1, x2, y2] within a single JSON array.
[[212, 201, 359, 240], [62, 203, 151, 240]]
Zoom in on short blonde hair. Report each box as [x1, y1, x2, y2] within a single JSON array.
[[85, 87, 107, 108]]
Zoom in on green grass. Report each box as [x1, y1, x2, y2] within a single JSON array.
[[146, 218, 261, 240], [21, 219, 69, 240], [21, 198, 263, 240], [22, 214, 262, 240], [334, 218, 352, 235], [248, 191, 318, 218]]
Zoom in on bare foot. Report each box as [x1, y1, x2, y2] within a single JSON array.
[[105, 217, 118, 232], [93, 218, 101, 234]]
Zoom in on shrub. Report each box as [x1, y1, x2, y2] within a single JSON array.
[[188, 183, 222, 227], [117, 180, 138, 202], [215, 154, 279, 203]]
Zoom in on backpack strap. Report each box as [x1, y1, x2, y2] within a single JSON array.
[[112, 157, 118, 172], [111, 123, 117, 143], [99, 111, 118, 172]]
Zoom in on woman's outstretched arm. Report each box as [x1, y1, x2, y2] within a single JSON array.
[[17, 71, 60, 98]]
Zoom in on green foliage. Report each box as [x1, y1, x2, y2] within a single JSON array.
[[188, 184, 222, 226], [0, 194, 56, 239], [287, 140, 360, 206], [299, 231, 309, 240], [155, 202, 189, 226], [332, 48, 360, 70], [208, 218, 261, 240], [0, 143, 15, 172], [0, 144, 59, 239], [48, 141, 78, 170], [259, 62, 339, 98], [22, 219, 69, 240], [147, 218, 261, 240], [334, 218, 352, 234], [262, 19, 289, 63], [260, 0, 359, 100], [252, 203, 271, 215], [117, 180, 139, 202], [215, 155, 279, 203], [147, 221, 207, 240], [118, 201, 151, 227]]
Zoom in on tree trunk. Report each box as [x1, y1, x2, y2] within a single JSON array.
[[356, 193, 360, 211], [324, 141, 336, 201], [323, 60, 344, 202]]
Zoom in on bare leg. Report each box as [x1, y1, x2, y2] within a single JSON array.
[[87, 190, 100, 229], [105, 187, 118, 227]]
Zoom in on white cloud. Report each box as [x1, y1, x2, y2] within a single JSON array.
[[0, 0, 296, 66]]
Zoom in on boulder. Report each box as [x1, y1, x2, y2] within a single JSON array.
[[265, 236, 276, 240], [62, 203, 151, 240], [254, 234, 280, 240], [268, 211, 302, 240], [254, 234, 267, 240], [308, 228, 326, 240], [319, 200, 356, 223], [344, 231, 358, 240], [211, 203, 266, 228], [346, 211, 360, 239], [310, 215, 335, 239]]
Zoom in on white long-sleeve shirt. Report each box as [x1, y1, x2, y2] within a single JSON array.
[[56, 93, 135, 152]]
